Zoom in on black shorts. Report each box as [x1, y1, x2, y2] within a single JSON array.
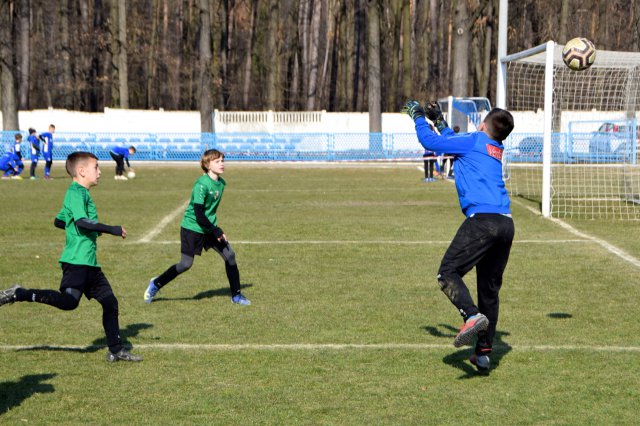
[[180, 227, 221, 257], [59, 263, 114, 301]]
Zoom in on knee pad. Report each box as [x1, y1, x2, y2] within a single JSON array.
[[60, 288, 82, 311], [176, 256, 194, 273], [222, 247, 237, 266]]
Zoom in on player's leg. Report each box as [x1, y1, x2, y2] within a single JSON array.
[[44, 157, 53, 178], [29, 157, 38, 179], [210, 237, 250, 305], [145, 228, 199, 303], [1, 263, 89, 310], [437, 216, 497, 347], [89, 269, 142, 362], [472, 216, 514, 369]]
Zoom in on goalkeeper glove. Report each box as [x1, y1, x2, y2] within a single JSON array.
[[424, 101, 449, 132], [402, 100, 425, 121]]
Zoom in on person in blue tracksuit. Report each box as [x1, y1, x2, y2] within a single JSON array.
[[27, 128, 40, 179], [39, 124, 56, 179], [0, 150, 20, 178], [108, 145, 136, 180], [12, 133, 25, 177], [403, 101, 515, 372]]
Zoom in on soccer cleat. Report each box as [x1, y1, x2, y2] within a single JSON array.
[[469, 353, 490, 371], [231, 293, 251, 306], [144, 279, 159, 304], [29, 176, 37, 180], [0, 285, 21, 307], [106, 348, 143, 363], [12, 175, 23, 180], [453, 313, 489, 347]]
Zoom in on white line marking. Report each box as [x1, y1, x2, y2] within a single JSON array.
[[135, 239, 591, 245], [2, 343, 640, 352], [137, 200, 189, 243], [511, 198, 640, 269]]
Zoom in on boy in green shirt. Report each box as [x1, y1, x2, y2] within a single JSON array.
[[0, 152, 142, 362], [144, 149, 250, 306]]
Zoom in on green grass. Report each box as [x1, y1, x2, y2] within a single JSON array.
[[1, 162, 639, 424]]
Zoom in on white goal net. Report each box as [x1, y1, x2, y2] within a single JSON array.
[[502, 43, 640, 220]]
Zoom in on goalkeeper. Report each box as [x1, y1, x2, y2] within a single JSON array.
[[403, 100, 515, 372]]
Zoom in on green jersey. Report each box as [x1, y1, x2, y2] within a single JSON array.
[[57, 182, 101, 267], [181, 174, 226, 234]]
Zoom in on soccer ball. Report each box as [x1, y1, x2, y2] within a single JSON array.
[[562, 37, 596, 71], [127, 171, 136, 179]]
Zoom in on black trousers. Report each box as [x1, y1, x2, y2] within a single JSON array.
[[110, 152, 125, 176], [437, 213, 514, 352]]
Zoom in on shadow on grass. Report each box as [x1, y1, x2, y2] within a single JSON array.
[[152, 283, 253, 302], [0, 373, 57, 415], [423, 324, 512, 378], [16, 323, 152, 354]]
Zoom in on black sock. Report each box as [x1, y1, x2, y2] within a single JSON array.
[[15, 288, 79, 310], [155, 265, 180, 289], [226, 264, 241, 296]]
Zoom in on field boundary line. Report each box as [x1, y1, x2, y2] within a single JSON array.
[[137, 200, 190, 243], [511, 198, 640, 269], [138, 239, 591, 245], [2, 343, 640, 352]]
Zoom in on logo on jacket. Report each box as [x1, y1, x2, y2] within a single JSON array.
[[486, 144, 503, 161]]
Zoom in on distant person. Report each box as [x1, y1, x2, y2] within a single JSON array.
[[39, 124, 56, 180], [27, 128, 40, 179], [0, 149, 21, 179], [403, 101, 515, 372], [423, 149, 437, 182], [109, 145, 136, 180], [0, 152, 143, 363], [144, 149, 251, 306], [11, 133, 25, 178]]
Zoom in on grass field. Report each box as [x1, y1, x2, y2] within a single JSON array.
[[1, 162, 639, 425]]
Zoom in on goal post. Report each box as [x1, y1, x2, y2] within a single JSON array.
[[498, 42, 640, 220]]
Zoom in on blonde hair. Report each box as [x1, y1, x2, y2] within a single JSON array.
[[200, 149, 224, 172], [65, 152, 98, 177]]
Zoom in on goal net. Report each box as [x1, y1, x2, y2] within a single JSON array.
[[502, 43, 640, 220]]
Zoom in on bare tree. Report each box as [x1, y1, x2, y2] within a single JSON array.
[[0, 0, 19, 130], [242, 0, 257, 109], [452, 0, 470, 96], [17, 0, 29, 109], [265, 0, 280, 110], [306, 0, 322, 110], [198, 0, 213, 132], [401, 0, 410, 100], [367, 0, 381, 132]]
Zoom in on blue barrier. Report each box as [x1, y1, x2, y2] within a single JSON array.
[[3, 131, 633, 163]]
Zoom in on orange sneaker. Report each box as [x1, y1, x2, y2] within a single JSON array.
[[453, 313, 489, 347]]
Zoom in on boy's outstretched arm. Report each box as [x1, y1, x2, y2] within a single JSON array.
[[76, 218, 126, 238], [54, 217, 66, 230]]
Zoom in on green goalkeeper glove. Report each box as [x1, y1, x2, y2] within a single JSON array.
[[424, 101, 449, 132], [402, 100, 425, 121]]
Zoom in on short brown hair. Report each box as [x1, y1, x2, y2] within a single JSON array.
[[15, 133, 22, 141], [200, 149, 224, 172], [66, 151, 98, 177], [483, 108, 514, 142]]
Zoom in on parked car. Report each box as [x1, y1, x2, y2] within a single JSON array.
[[588, 122, 639, 162]]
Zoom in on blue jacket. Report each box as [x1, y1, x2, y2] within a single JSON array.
[[413, 117, 511, 217], [109, 146, 130, 158]]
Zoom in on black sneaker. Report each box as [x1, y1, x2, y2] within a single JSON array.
[[106, 348, 143, 363], [0, 285, 21, 307]]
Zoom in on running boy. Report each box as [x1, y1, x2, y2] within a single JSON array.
[[27, 128, 40, 179], [39, 124, 55, 179], [144, 149, 250, 306], [108, 145, 136, 180], [0, 152, 142, 362], [403, 101, 515, 372]]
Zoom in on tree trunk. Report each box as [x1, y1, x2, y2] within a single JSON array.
[[401, 0, 411, 101], [198, 0, 213, 132], [367, 0, 381, 133], [386, 0, 401, 112], [265, 0, 279, 110], [0, 0, 19, 130], [146, 0, 159, 108], [18, 0, 29, 109], [452, 0, 470, 96], [306, 0, 321, 110], [559, 0, 569, 44], [59, 0, 72, 107], [116, 0, 130, 108], [242, 0, 257, 109]]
